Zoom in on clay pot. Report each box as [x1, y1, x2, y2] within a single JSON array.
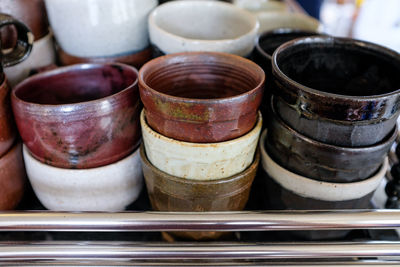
[[272, 36, 400, 146], [139, 52, 264, 143], [266, 96, 397, 182], [141, 144, 259, 240], [12, 63, 141, 169], [257, 12, 321, 33], [149, 0, 259, 57], [0, 142, 26, 210], [23, 145, 143, 211], [141, 110, 262, 180], [0, 77, 16, 157], [57, 46, 152, 69]]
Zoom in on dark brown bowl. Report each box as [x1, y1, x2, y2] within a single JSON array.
[[139, 52, 265, 143], [266, 96, 397, 182], [272, 36, 400, 146], [12, 63, 141, 169], [57, 46, 153, 69], [140, 144, 259, 240], [0, 77, 16, 157]]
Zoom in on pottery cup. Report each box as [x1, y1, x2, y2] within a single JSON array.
[[267, 96, 397, 182], [257, 12, 321, 33], [139, 52, 264, 143], [12, 63, 141, 169], [148, 0, 258, 57], [141, 144, 259, 240], [44, 0, 157, 58], [23, 145, 143, 211], [272, 36, 400, 146]]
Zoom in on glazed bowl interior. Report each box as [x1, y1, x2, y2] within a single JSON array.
[[152, 1, 256, 40], [141, 53, 263, 99], [14, 64, 138, 105], [274, 37, 400, 96]]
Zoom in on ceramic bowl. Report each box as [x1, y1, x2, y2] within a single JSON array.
[[232, 0, 287, 13], [0, 77, 16, 158], [148, 0, 258, 57], [45, 0, 157, 57], [139, 52, 264, 143], [257, 12, 321, 33], [272, 36, 400, 146], [267, 96, 397, 182], [5, 32, 56, 87], [24, 144, 143, 211], [12, 63, 141, 169], [141, 110, 262, 180], [0, 142, 26, 210], [141, 144, 259, 240]]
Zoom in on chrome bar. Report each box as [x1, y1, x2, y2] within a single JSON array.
[[0, 241, 399, 260], [0, 210, 399, 232]]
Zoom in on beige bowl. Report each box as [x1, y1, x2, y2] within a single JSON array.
[[257, 12, 321, 33], [232, 0, 287, 13], [141, 109, 262, 180]]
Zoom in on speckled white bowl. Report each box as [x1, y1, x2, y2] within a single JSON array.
[[23, 145, 143, 211], [45, 0, 157, 57], [149, 0, 259, 57], [232, 0, 287, 13], [141, 109, 262, 181], [257, 12, 321, 33]]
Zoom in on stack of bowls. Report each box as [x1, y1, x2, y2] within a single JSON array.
[[44, 0, 157, 68], [139, 52, 264, 240], [258, 36, 400, 239], [11, 63, 143, 212]]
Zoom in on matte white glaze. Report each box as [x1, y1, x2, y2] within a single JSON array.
[[141, 110, 262, 181], [149, 0, 259, 57], [5, 32, 55, 87], [260, 130, 388, 202], [257, 12, 321, 33], [24, 145, 143, 212], [232, 0, 287, 13], [45, 0, 157, 57]]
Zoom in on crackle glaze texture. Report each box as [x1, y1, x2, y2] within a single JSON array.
[[272, 36, 400, 146], [139, 52, 264, 143], [140, 144, 259, 240], [12, 63, 141, 169]]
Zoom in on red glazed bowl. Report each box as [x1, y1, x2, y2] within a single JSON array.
[[12, 63, 141, 169], [139, 52, 265, 143]]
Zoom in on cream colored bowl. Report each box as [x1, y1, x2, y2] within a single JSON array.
[[141, 110, 262, 181], [232, 0, 287, 13], [257, 12, 321, 33], [23, 145, 143, 211]]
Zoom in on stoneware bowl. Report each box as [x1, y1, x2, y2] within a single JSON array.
[[141, 110, 262, 180], [12, 63, 141, 169], [272, 36, 400, 147], [0, 77, 16, 157], [23, 145, 143, 211], [257, 12, 321, 33], [148, 0, 259, 57], [141, 144, 259, 240], [0, 142, 26, 210], [45, 0, 157, 57], [259, 130, 388, 240], [232, 0, 287, 13], [267, 96, 397, 182], [139, 52, 264, 143]]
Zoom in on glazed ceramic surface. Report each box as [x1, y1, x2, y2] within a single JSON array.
[[24, 145, 143, 212], [141, 144, 259, 240], [5, 32, 56, 87], [232, 0, 287, 13], [272, 36, 400, 146], [12, 63, 141, 169], [149, 1, 258, 56], [266, 97, 397, 182], [0, 142, 26, 210], [257, 12, 320, 33], [0, 78, 16, 157], [139, 52, 264, 143], [45, 0, 157, 57], [141, 110, 262, 180]]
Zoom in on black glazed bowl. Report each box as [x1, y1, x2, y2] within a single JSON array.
[[272, 36, 400, 147]]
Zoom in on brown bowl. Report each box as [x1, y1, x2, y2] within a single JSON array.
[[140, 144, 259, 240], [0, 77, 16, 158], [139, 52, 265, 143], [12, 63, 141, 169], [0, 142, 26, 210], [57, 46, 153, 69]]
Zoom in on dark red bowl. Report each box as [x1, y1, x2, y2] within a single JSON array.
[[12, 63, 141, 169], [139, 52, 265, 143]]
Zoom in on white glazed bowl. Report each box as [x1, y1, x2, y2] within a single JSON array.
[[5, 31, 55, 87], [232, 0, 287, 13], [23, 145, 143, 211], [149, 0, 259, 57], [45, 0, 157, 57], [259, 130, 388, 202], [257, 12, 321, 33], [141, 109, 262, 181]]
